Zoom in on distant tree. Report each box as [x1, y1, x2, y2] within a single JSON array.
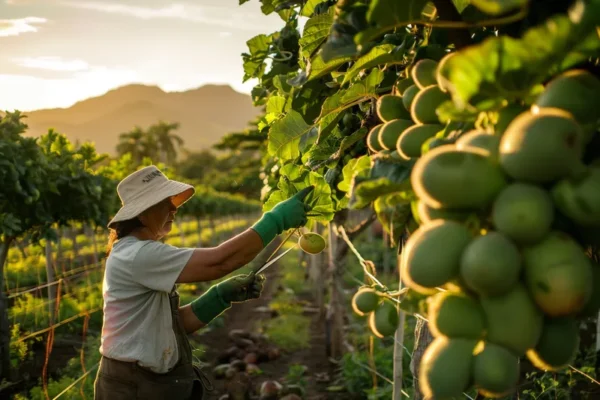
[[148, 121, 184, 164], [116, 126, 146, 164], [176, 149, 217, 181]]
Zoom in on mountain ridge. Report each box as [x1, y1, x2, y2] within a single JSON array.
[[11, 83, 261, 155]]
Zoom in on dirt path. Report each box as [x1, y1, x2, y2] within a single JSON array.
[[191, 242, 354, 400]]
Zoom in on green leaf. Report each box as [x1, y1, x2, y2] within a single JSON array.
[[316, 111, 343, 144], [307, 52, 353, 81], [438, 5, 600, 109], [338, 155, 371, 193], [242, 34, 273, 82], [268, 110, 312, 161], [452, 0, 471, 13], [470, 0, 527, 15], [264, 165, 335, 221], [358, 0, 428, 44], [342, 44, 407, 85], [301, 0, 327, 17], [334, 127, 368, 159], [318, 68, 384, 121], [350, 156, 415, 209], [299, 8, 334, 60]]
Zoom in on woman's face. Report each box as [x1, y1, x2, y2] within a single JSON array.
[[139, 197, 177, 239]]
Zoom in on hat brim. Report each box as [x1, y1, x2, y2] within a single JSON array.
[[107, 180, 195, 229]]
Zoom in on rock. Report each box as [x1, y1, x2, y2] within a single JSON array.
[[213, 364, 231, 379], [218, 346, 239, 364], [218, 395, 231, 400], [230, 359, 247, 371], [244, 352, 258, 365], [225, 366, 238, 379], [229, 329, 251, 341], [257, 349, 270, 363], [234, 337, 255, 349], [259, 380, 283, 400], [249, 332, 268, 344], [267, 347, 280, 360], [227, 373, 252, 400], [246, 363, 261, 375]]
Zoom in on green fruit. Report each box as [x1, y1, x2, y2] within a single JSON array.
[[369, 299, 398, 337], [298, 233, 326, 254], [342, 113, 360, 128], [526, 317, 580, 371], [552, 167, 600, 226], [401, 220, 473, 293], [481, 284, 543, 356], [523, 231, 593, 317], [352, 288, 381, 316], [455, 130, 500, 157], [416, 201, 473, 224], [412, 146, 507, 209], [376, 94, 411, 122], [420, 337, 477, 399], [378, 119, 414, 150], [411, 59, 439, 89], [411, 85, 451, 124], [499, 109, 585, 183], [492, 183, 554, 244], [395, 77, 415, 95], [427, 291, 485, 339], [460, 232, 522, 297], [578, 263, 600, 317], [534, 69, 600, 127], [402, 85, 420, 112], [367, 124, 384, 152], [396, 124, 443, 158], [495, 104, 528, 136], [473, 343, 520, 398]]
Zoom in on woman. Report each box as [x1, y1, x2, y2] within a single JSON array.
[[94, 165, 313, 399]]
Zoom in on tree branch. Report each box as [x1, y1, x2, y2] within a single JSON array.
[[431, 0, 472, 50], [346, 210, 377, 241]]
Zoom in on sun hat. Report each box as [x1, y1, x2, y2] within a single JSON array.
[[107, 165, 195, 229]]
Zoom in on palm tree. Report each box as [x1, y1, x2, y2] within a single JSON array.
[[148, 121, 184, 165], [116, 126, 147, 164]]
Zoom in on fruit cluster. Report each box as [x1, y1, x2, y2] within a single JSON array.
[[365, 59, 600, 399]]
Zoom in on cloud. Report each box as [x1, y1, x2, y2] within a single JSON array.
[[13, 56, 90, 72], [0, 16, 47, 37], [58, 1, 268, 30]]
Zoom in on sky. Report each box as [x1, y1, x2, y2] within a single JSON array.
[[0, 0, 287, 111]]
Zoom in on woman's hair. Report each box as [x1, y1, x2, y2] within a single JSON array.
[[106, 217, 145, 256]]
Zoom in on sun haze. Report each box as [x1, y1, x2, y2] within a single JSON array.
[[0, 0, 284, 111]]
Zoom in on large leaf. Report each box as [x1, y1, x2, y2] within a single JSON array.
[[301, 0, 328, 17], [338, 155, 371, 193], [334, 127, 368, 159], [267, 110, 312, 161], [350, 156, 415, 209], [263, 164, 335, 221], [470, 0, 527, 15], [357, 0, 428, 44], [242, 34, 273, 82], [318, 68, 384, 121], [438, 2, 600, 109], [299, 8, 334, 60], [307, 52, 354, 81], [342, 43, 407, 85]]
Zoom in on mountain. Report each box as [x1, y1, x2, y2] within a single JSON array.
[[16, 84, 262, 155]]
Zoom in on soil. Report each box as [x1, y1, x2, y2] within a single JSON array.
[[193, 250, 357, 400]]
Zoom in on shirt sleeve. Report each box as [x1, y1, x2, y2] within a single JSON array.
[[131, 241, 195, 292]]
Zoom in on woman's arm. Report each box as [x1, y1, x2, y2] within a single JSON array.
[[179, 304, 205, 333], [176, 186, 313, 284], [176, 229, 264, 283]]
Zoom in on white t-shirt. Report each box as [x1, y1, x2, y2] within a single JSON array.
[[99, 236, 194, 373]]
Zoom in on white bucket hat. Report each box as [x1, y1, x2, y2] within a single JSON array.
[[107, 165, 195, 229]]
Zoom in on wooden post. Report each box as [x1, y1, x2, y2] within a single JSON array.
[[45, 241, 57, 324], [393, 251, 406, 400]]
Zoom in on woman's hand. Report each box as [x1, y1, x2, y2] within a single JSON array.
[[216, 272, 266, 303]]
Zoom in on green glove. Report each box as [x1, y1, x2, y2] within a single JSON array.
[[190, 273, 266, 324], [251, 186, 315, 246]]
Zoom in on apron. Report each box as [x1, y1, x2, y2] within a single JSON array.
[[94, 287, 214, 399]]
